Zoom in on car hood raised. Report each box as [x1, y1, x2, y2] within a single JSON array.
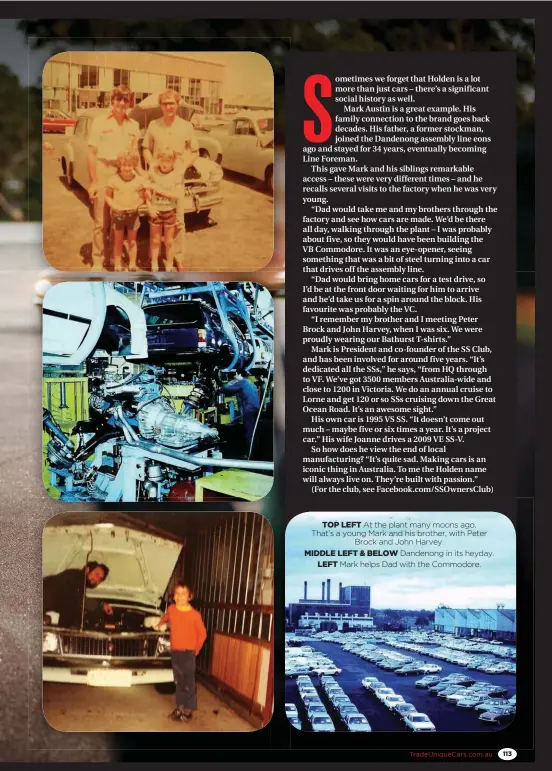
[[43, 524, 183, 608]]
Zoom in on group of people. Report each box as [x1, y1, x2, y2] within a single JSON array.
[[43, 561, 207, 723], [87, 85, 200, 272]]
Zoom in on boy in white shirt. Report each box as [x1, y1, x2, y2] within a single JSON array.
[[105, 152, 146, 272], [147, 148, 183, 272]]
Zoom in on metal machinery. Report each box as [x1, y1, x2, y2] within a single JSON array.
[[42, 282, 274, 502]]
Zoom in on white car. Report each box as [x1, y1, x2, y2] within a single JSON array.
[[381, 694, 406, 709], [310, 715, 335, 732], [43, 521, 182, 686], [362, 677, 381, 688], [404, 713, 437, 732], [205, 111, 274, 193], [374, 688, 396, 702], [60, 108, 223, 220], [312, 666, 342, 676], [285, 704, 299, 720], [344, 714, 372, 732]]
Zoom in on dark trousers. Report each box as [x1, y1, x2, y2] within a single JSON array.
[[243, 410, 257, 453], [171, 649, 196, 710]]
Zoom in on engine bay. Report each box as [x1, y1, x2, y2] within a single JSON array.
[[42, 282, 274, 503]]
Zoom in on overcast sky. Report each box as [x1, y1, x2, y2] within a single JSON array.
[[286, 512, 516, 610]]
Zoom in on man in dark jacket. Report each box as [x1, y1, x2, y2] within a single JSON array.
[[43, 561, 112, 629], [222, 369, 261, 454]]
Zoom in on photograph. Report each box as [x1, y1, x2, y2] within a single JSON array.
[[43, 511, 274, 732], [42, 51, 274, 271], [42, 281, 274, 502], [285, 512, 516, 733]]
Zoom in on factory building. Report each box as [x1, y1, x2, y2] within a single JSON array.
[[287, 580, 371, 629], [43, 51, 225, 116], [298, 612, 374, 632], [434, 606, 516, 642]]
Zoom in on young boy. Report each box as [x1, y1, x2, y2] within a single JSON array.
[[105, 152, 146, 271], [156, 583, 207, 722], [147, 148, 183, 272]]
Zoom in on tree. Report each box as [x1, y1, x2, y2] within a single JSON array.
[[0, 65, 41, 221]]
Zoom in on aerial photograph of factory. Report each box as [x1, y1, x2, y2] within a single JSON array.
[[41, 281, 274, 502], [285, 512, 516, 732]]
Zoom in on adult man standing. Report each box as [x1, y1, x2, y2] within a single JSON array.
[[43, 561, 113, 629], [142, 89, 199, 269], [222, 369, 261, 456], [87, 85, 141, 270]]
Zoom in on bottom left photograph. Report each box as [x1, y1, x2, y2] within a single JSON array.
[[42, 510, 274, 732]]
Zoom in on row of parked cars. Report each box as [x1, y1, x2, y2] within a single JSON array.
[[285, 643, 342, 678], [305, 629, 516, 676], [361, 677, 436, 732], [415, 673, 516, 724], [290, 675, 335, 732], [385, 636, 516, 672], [319, 676, 372, 732], [353, 646, 443, 676]]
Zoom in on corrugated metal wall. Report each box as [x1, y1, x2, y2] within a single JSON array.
[[178, 512, 274, 727]]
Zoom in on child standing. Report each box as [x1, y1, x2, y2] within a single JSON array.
[[147, 148, 183, 272], [156, 583, 207, 722], [105, 152, 146, 271]]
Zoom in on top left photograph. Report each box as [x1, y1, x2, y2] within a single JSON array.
[[42, 51, 274, 272]]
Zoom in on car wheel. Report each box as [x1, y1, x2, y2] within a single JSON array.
[[199, 148, 211, 160], [265, 165, 274, 195]]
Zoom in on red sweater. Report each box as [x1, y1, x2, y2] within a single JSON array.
[[159, 605, 207, 655]]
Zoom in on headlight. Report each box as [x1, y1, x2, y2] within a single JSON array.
[[155, 636, 171, 656], [43, 631, 60, 653]]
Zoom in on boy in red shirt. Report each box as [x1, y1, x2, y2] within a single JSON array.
[[156, 583, 207, 722]]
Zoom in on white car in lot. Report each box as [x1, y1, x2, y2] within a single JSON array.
[[362, 676, 381, 689], [344, 714, 372, 732], [285, 704, 299, 720], [374, 687, 396, 702], [403, 713, 437, 732], [312, 666, 342, 676], [381, 694, 406, 709], [310, 714, 335, 732]]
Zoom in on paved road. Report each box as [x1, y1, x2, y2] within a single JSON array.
[[42, 135, 274, 273], [286, 640, 515, 733]]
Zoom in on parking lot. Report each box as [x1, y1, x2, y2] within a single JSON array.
[[42, 134, 274, 272], [286, 640, 516, 732]]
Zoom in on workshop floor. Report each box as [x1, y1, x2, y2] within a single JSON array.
[[43, 681, 252, 732]]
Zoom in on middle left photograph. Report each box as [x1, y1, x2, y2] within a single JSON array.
[[41, 281, 274, 503]]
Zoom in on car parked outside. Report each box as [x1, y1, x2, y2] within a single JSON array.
[[43, 108, 77, 134], [344, 714, 372, 732], [403, 713, 437, 732], [310, 714, 335, 732]]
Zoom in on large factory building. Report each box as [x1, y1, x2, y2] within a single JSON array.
[[434, 606, 517, 642], [287, 580, 372, 631], [43, 51, 225, 116]]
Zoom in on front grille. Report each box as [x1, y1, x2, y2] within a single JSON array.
[[60, 634, 158, 658]]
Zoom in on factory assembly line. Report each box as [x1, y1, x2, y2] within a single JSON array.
[[42, 281, 274, 503]]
